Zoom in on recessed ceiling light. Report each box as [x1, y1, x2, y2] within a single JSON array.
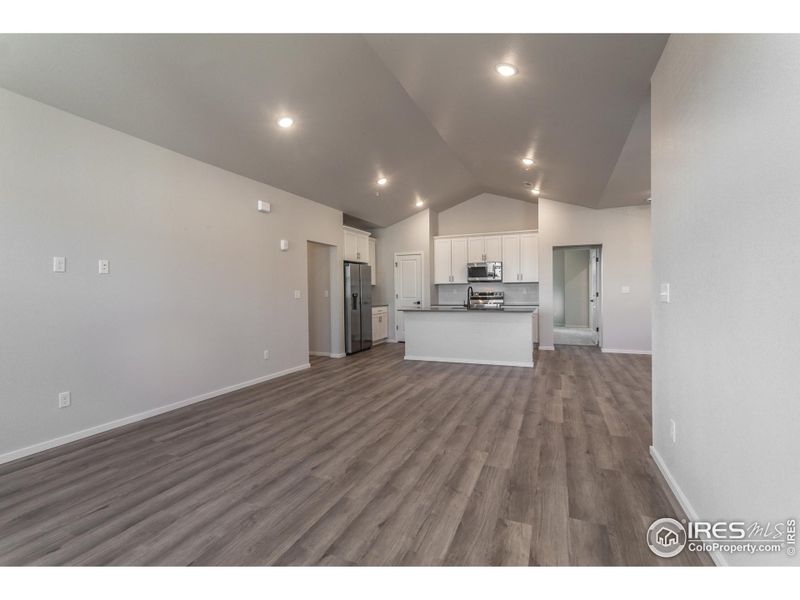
[[277, 116, 294, 128], [377, 177, 388, 186], [415, 199, 424, 207], [495, 63, 518, 77], [522, 157, 534, 168], [530, 188, 540, 196]]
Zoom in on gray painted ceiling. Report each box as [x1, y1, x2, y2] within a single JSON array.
[[0, 34, 665, 227]]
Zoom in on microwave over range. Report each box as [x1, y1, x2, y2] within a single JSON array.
[[467, 261, 503, 282]]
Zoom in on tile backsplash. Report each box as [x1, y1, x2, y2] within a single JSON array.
[[435, 282, 539, 306]]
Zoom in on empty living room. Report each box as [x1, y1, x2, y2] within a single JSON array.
[[1, 1, 798, 598]]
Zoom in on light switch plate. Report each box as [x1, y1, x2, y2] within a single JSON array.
[[294, 290, 301, 299], [58, 391, 71, 408], [621, 285, 630, 294], [98, 259, 110, 274], [257, 200, 271, 213], [280, 239, 289, 251], [660, 283, 671, 303], [53, 256, 66, 273]]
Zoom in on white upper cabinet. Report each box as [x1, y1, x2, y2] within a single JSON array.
[[356, 235, 369, 263], [467, 237, 484, 262], [501, 232, 539, 282], [434, 237, 468, 284], [343, 226, 371, 263], [450, 238, 468, 283], [519, 233, 539, 282], [434, 229, 538, 284], [434, 238, 454, 284], [484, 236, 502, 262], [467, 235, 503, 262], [344, 230, 358, 262], [501, 235, 521, 282]]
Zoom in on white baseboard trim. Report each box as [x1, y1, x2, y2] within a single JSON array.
[[404, 355, 533, 368], [386, 338, 399, 343], [601, 348, 652, 355], [309, 351, 347, 358], [0, 363, 311, 466], [537, 345, 555, 351], [372, 338, 388, 346], [650, 446, 726, 567]]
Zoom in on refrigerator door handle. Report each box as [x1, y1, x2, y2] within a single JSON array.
[[352, 293, 359, 311]]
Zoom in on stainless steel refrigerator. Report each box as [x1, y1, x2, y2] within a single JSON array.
[[344, 262, 372, 354]]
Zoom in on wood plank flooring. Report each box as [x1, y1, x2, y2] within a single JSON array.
[[0, 344, 710, 566]]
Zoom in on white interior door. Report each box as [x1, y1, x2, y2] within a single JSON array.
[[394, 252, 423, 342], [589, 247, 601, 345]]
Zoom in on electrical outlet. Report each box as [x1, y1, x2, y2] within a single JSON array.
[[263, 350, 269, 360], [670, 419, 677, 443], [58, 391, 71, 408], [294, 290, 301, 299], [53, 256, 66, 273], [621, 285, 630, 294], [98, 259, 110, 274]]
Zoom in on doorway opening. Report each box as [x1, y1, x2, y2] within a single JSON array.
[[307, 241, 338, 358], [552, 245, 601, 346], [393, 251, 424, 342]]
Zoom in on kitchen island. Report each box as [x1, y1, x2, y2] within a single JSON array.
[[399, 306, 536, 368]]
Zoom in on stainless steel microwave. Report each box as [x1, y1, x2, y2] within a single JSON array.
[[467, 261, 503, 282]]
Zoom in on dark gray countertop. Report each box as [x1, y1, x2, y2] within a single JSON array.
[[399, 306, 536, 313]]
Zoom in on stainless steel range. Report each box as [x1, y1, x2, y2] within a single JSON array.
[[468, 290, 504, 310]]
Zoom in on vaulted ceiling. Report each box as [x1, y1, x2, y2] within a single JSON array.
[[0, 34, 666, 227]]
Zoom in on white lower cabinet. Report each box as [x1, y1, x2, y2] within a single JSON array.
[[372, 306, 388, 342]]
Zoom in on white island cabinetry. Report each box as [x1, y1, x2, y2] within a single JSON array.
[[400, 308, 534, 368]]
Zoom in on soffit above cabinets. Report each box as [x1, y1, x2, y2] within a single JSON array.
[[0, 33, 665, 226]]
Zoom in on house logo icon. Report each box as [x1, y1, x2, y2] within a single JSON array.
[[647, 518, 687, 558]]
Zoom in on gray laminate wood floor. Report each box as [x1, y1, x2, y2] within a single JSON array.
[[0, 344, 710, 566]]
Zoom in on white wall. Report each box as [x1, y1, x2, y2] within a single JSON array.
[[0, 88, 345, 461], [436, 193, 538, 235], [538, 198, 651, 352], [563, 248, 590, 328], [307, 242, 334, 355], [553, 249, 566, 326], [651, 35, 800, 566], [372, 209, 435, 338]]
